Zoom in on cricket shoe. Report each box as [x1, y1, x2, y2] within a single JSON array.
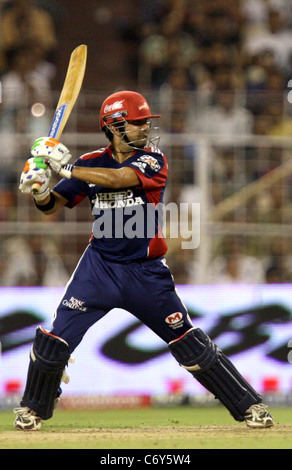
[[13, 407, 42, 431], [13, 397, 61, 431], [244, 403, 274, 428]]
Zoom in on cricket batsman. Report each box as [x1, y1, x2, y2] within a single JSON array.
[[15, 91, 273, 430]]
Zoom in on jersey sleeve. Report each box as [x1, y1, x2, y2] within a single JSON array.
[[127, 150, 168, 190], [52, 157, 89, 208]]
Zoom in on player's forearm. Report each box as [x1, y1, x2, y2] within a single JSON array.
[[34, 191, 67, 215], [71, 166, 120, 188], [71, 166, 138, 189]]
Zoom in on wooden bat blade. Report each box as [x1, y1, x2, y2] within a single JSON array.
[[49, 44, 87, 139], [31, 44, 87, 195]]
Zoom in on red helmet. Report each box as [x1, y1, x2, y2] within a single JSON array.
[[100, 90, 161, 129]]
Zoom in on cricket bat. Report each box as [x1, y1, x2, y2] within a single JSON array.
[[32, 44, 87, 193]]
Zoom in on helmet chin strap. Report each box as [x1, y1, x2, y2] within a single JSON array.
[[121, 126, 160, 151], [107, 119, 160, 152], [122, 132, 139, 148], [114, 131, 145, 153]]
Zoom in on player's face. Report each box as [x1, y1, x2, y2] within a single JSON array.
[[124, 119, 151, 148]]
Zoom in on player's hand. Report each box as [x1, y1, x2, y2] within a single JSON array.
[[31, 136, 72, 174], [19, 157, 51, 200]]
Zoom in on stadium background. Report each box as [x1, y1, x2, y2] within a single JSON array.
[[1, 0, 292, 411]]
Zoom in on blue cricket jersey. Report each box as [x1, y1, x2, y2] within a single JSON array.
[[53, 144, 168, 261]]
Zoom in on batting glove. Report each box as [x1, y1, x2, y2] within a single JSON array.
[[31, 137, 72, 177], [19, 157, 52, 200]]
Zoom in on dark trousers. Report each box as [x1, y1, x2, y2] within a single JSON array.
[[51, 244, 193, 353]]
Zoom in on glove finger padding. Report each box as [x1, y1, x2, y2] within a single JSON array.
[[31, 137, 72, 173], [19, 157, 51, 199]]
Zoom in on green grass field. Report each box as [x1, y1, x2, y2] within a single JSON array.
[[0, 406, 292, 449], [1, 406, 292, 449]]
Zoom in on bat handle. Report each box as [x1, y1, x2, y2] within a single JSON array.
[[32, 182, 43, 194]]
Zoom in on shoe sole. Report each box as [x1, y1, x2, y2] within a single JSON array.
[[15, 425, 41, 431], [246, 420, 274, 428], [14, 420, 42, 431]]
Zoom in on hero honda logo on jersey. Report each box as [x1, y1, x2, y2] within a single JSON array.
[[92, 189, 144, 209]]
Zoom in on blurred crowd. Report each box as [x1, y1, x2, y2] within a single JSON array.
[[1, 0, 292, 285], [0, 0, 60, 193], [136, 0, 292, 284]]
